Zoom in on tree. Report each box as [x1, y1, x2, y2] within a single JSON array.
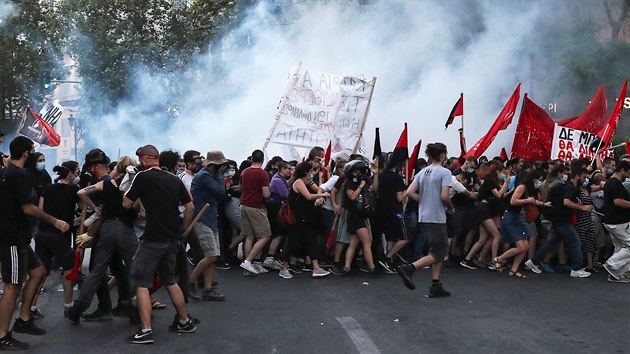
[[0, 1, 65, 134], [603, 0, 630, 40]]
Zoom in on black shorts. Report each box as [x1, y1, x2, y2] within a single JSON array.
[[380, 214, 408, 242], [35, 230, 74, 272], [419, 223, 448, 262], [130, 240, 179, 288], [346, 209, 368, 234], [0, 243, 42, 285]]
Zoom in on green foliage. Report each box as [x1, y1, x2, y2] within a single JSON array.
[[0, 1, 65, 133]]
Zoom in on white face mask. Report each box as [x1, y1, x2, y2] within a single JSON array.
[[561, 175, 568, 182]]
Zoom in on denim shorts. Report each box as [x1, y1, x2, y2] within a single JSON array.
[[501, 211, 528, 244]]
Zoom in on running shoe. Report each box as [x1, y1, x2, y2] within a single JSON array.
[[12, 318, 46, 336], [427, 284, 451, 298], [201, 288, 225, 302], [128, 329, 154, 344], [82, 307, 113, 321], [540, 262, 555, 273], [253, 261, 269, 274], [395, 264, 416, 290], [607, 275, 630, 283], [312, 269, 331, 278], [459, 259, 477, 270], [288, 264, 303, 274], [176, 319, 197, 333], [239, 260, 259, 274], [263, 257, 282, 270], [569, 269, 591, 278], [524, 259, 542, 274], [279, 269, 293, 279], [0, 333, 29, 350]]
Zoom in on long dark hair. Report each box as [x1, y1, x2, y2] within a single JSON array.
[[294, 162, 313, 179], [520, 170, 543, 197], [53, 160, 79, 182]]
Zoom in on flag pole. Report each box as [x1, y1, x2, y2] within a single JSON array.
[[353, 77, 378, 154], [262, 61, 303, 152]]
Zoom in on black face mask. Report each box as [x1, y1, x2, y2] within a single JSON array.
[[25, 152, 37, 169]]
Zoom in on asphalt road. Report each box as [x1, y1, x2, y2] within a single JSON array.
[[6, 263, 628, 354]]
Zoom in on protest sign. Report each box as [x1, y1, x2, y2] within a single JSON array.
[[550, 124, 613, 161]]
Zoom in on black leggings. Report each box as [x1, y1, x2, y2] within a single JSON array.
[[284, 221, 319, 260]]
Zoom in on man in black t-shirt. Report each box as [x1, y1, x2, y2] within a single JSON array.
[[0, 136, 70, 351], [376, 159, 408, 273], [123, 145, 195, 344], [601, 161, 630, 282], [526, 167, 592, 278]]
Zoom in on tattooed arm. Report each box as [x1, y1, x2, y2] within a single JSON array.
[[77, 182, 104, 213]]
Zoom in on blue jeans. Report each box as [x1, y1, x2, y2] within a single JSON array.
[[412, 226, 428, 262], [531, 223, 583, 270]]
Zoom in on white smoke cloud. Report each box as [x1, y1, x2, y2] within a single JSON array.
[[87, 0, 551, 162], [0, 0, 17, 27]]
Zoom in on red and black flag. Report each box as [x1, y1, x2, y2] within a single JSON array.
[[19, 107, 61, 147], [373, 127, 382, 159], [445, 93, 463, 130], [391, 123, 409, 164], [407, 139, 422, 183]]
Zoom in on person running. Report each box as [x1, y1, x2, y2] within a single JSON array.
[[33, 161, 80, 316], [495, 170, 549, 277], [239, 150, 272, 275], [66, 156, 140, 324], [265, 160, 291, 275], [0, 136, 70, 351], [123, 145, 196, 344], [601, 160, 630, 282], [525, 167, 592, 278], [396, 143, 454, 297]]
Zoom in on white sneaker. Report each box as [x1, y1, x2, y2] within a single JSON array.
[[263, 257, 282, 270], [279, 269, 293, 279], [312, 268, 330, 278], [569, 269, 591, 278], [240, 260, 259, 275], [253, 261, 269, 274], [525, 260, 542, 274]]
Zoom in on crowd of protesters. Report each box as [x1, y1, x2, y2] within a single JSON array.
[[0, 134, 629, 350]]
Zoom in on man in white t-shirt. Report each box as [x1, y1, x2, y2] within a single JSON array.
[[397, 143, 454, 298], [179, 150, 203, 192]]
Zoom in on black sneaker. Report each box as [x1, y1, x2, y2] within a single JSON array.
[[359, 264, 371, 273], [82, 307, 113, 321], [427, 284, 451, 298], [30, 307, 44, 319], [176, 319, 196, 333], [0, 333, 29, 350], [201, 288, 225, 302], [288, 264, 303, 274], [112, 305, 126, 317], [395, 264, 416, 290], [301, 264, 313, 272], [329, 263, 344, 275], [12, 318, 46, 336], [217, 262, 231, 270], [66, 304, 82, 324], [459, 259, 477, 270], [128, 329, 154, 344], [378, 258, 395, 274]]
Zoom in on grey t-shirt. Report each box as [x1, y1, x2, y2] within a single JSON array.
[[413, 164, 452, 224]]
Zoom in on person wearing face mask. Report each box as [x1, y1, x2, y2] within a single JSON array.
[[180, 150, 203, 192], [495, 170, 550, 278], [176, 159, 185, 176], [188, 151, 228, 301], [217, 160, 241, 270], [27, 152, 52, 199], [0, 136, 70, 351], [575, 173, 597, 273], [31, 161, 80, 318], [525, 167, 592, 278]]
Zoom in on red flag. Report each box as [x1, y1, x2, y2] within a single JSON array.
[[407, 139, 422, 183], [500, 147, 508, 161], [322, 141, 332, 183], [64, 249, 82, 286], [626, 141, 630, 155], [391, 122, 409, 162], [445, 94, 463, 130], [464, 84, 521, 158], [19, 107, 61, 147], [559, 84, 607, 133], [510, 94, 555, 161], [597, 79, 628, 150]]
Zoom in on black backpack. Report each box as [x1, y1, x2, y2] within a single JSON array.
[[356, 187, 376, 218]]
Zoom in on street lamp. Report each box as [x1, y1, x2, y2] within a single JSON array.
[[67, 113, 79, 162]]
